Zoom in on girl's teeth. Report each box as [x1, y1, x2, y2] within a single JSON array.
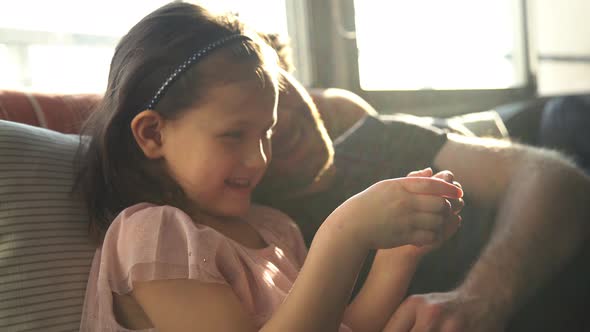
[[228, 179, 249, 186]]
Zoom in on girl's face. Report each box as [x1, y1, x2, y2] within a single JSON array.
[[160, 76, 277, 219]]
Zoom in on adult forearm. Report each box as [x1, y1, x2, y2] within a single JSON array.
[[457, 155, 590, 320], [343, 248, 421, 332], [262, 216, 367, 332]]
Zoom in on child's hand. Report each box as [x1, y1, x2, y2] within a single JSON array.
[[405, 168, 464, 256], [330, 171, 463, 251]]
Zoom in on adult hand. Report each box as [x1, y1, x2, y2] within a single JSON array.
[[383, 290, 507, 332]]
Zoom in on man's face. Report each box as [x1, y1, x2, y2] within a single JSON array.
[[255, 70, 334, 200]]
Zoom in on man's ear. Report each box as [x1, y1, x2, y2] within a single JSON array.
[[131, 110, 165, 159]]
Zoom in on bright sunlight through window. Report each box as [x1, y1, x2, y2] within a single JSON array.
[[353, 0, 527, 91], [0, 0, 288, 93]]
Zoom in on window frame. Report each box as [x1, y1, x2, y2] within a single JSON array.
[[304, 0, 537, 117]]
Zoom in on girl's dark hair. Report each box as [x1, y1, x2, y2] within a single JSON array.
[[74, 2, 278, 243]]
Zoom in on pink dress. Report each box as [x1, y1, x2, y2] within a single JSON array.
[[80, 203, 352, 331]]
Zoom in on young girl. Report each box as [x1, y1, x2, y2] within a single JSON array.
[[75, 3, 463, 331]]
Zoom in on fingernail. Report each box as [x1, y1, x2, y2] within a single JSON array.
[[423, 167, 432, 172]]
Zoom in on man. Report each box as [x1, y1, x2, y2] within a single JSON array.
[[255, 35, 590, 331]]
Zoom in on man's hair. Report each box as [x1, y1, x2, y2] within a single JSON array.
[[259, 33, 295, 73]]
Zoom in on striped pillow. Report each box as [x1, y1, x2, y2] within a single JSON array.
[[0, 120, 94, 332]]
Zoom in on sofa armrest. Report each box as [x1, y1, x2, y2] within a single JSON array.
[[0, 90, 100, 133]]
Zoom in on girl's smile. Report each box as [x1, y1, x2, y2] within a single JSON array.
[[153, 67, 278, 220]]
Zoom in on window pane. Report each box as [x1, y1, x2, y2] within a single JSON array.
[[28, 45, 113, 93], [353, 0, 526, 90], [0, 1, 288, 93], [0, 1, 167, 36], [537, 63, 590, 96], [199, 0, 289, 36], [0, 44, 21, 87], [533, 0, 590, 95]]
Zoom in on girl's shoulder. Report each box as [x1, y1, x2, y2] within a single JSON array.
[[107, 203, 304, 258], [114, 202, 191, 226], [109, 203, 301, 247], [106, 203, 202, 243], [114, 203, 297, 231], [101, 203, 232, 294]]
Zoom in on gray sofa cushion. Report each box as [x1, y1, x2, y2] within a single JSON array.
[[0, 120, 93, 332]]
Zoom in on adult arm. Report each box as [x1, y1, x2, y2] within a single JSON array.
[[309, 88, 375, 139], [387, 134, 590, 331]]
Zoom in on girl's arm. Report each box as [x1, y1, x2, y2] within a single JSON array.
[[131, 177, 461, 331], [342, 246, 423, 332], [131, 215, 368, 332], [342, 168, 463, 332]]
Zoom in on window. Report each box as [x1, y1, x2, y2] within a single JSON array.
[[532, 0, 590, 95], [0, 0, 290, 93], [353, 0, 527, 91]]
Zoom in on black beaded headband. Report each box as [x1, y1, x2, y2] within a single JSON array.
[[145, 34, 252, 110]]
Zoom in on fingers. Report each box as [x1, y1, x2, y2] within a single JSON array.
[[407, 167, 434, 177], [450, 197, 465, 215], [441, 214, 462, 241], [411, 212, 445, 232], [401, 177, 463, 199], [383, 299, 417, 332], [410, 195, 452, 214], [433, 171, 464, 215], [433, 170, 454, 183]]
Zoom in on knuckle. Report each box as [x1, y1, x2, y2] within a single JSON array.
[[422, 303, 443, 321], [382, 179, 403, 195], [394, 196, 412, 211], [368, 181, 385, 192]]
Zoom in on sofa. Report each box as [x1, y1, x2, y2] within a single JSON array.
[[0, 89, 550, 331], [0, 91, 100, 332]]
